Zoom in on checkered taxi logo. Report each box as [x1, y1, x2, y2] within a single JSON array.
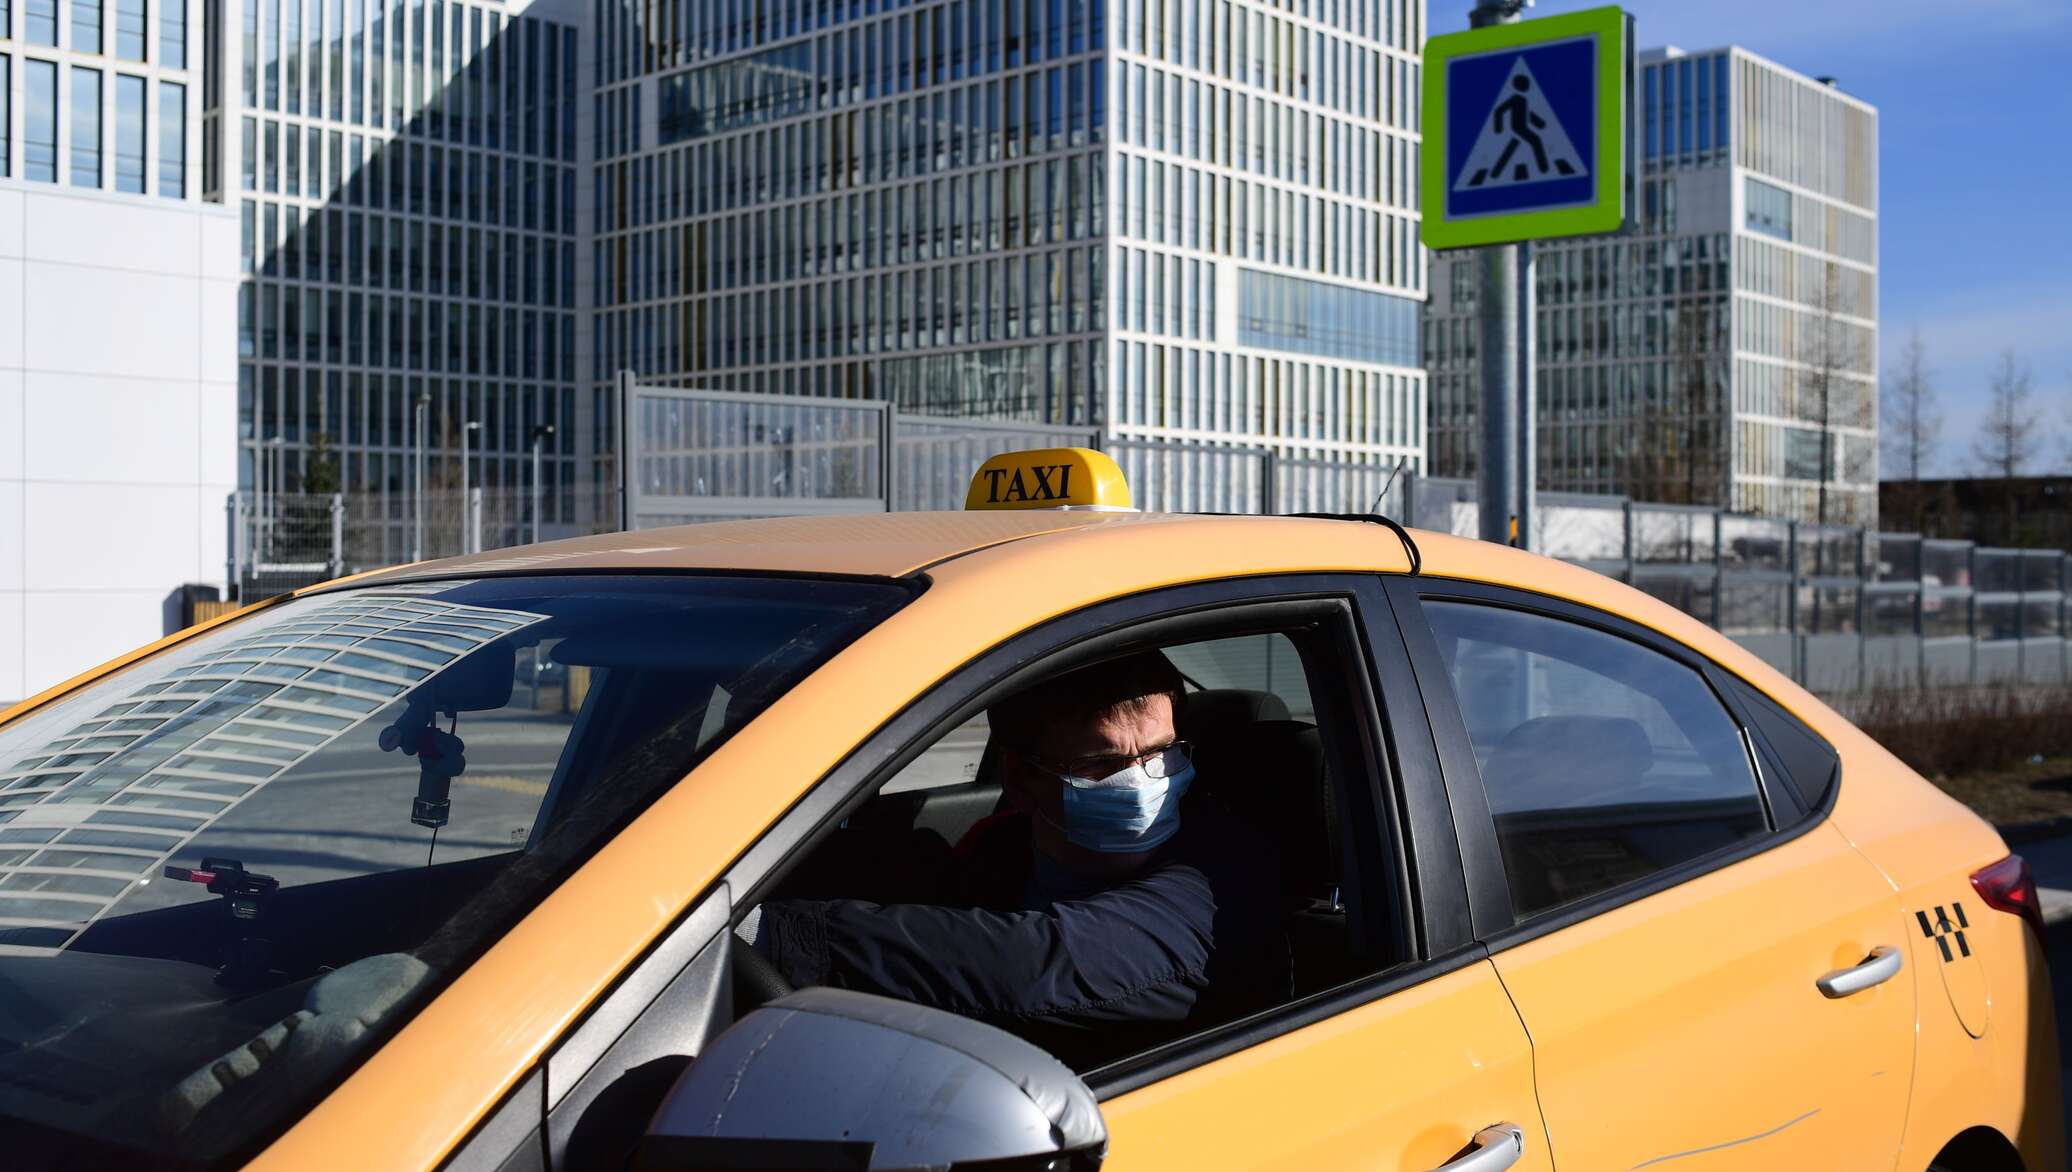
[[1917, 902, 1971, 963]]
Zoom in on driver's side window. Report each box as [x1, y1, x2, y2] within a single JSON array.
[[745, 619, 1403, 1075]]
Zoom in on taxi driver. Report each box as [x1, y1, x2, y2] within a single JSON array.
[[738, 651, 1283, 1065]]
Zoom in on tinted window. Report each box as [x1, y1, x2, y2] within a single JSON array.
[[1426, 602, 1769, 919], [0, 574, 911, 1169]]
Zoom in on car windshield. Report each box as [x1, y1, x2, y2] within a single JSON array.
[[0, 573, 913, 1169]]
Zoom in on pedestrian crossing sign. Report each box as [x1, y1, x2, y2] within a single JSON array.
[[1422, 6, 1631, 250]]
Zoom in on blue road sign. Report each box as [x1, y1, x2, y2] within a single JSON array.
[[1446, 38, 1597, 219], [1421, 7, 1628, 249]]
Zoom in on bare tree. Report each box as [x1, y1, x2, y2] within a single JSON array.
[[1618, 299, 1725, 510], [1879, 326, 1940, 533], [1800, 263, 1860, 530], [1972, 349, 2038, 542]]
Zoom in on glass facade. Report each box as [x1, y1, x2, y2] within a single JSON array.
[[230, 0, 583, 561], [1424, 46, 1878, 526], [3, 0, 197, 194], [596, 0, 1429, 478]]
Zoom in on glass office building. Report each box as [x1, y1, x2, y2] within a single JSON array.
[[594, 0, 1430, 476], [226, 0, 585, 560], [1425, 46, 1878, 525], [0, 0, 198, 192]]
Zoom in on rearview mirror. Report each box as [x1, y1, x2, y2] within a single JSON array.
[[634, 988, 1106, 1171]]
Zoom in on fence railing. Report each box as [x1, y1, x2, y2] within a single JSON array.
[[227, 384, 2072, 697]]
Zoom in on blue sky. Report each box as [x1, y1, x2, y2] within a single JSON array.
[[1430, 0, 2072, 476]]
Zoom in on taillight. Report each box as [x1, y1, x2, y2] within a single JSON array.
[[1971, 854, 2044, 939]]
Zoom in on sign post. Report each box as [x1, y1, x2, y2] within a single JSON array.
[[1423, 4, 1630, 549]]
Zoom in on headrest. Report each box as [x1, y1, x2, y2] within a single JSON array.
[[1179, 689, 1292, 743]]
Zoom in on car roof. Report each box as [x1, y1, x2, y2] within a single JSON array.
[[335, 510, 1418, 585]]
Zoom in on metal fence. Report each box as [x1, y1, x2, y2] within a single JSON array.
[[225, 383, 2072, 698], [620, 380, 1097, 525]]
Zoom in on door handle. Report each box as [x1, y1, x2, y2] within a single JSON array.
[[1425, 1123, 1525, 1172], [1816, 945, 1903, 998]]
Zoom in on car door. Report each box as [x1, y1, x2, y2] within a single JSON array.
[[1092, 578, 1552, 1172], [1391, 580, 1916, 1170], [518, 575, 1555, 1172]]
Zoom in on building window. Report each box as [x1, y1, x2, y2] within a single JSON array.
[[26, 0, 56, 45], [161, 0, 186, 68], [1745, 176, 1792, 241], [115, 0, 146, 59], [116, 73, 146, 192], [74, 0, 102, 53], [70, 67, 102, 187], [1237, 269, 1422, 367], [25, 61, 55, 180]]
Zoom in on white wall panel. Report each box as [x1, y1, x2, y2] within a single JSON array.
[[22, 590, 169, 698], [197, 278, 239, 383], [0, 182, 238, 699], [0, 258, 23, 369], [0, 369, 21, 481], [22, 481, 204, 591], [0, 190, 24, 260], [24, 373, 202, 485], [24, 265, 202, 380], [0, 480, 21, 591], [23, 192, 207, 277], [0, 591, 23, 700]]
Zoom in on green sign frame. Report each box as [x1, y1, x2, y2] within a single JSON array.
[[1420, 6, 1630, 250]]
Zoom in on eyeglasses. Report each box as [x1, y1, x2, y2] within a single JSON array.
[[1023, 740, 1193, 781]]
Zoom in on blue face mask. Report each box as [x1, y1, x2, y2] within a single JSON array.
[[1053, 752, 1196, 853]]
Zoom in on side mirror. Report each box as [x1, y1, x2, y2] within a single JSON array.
[[635, 988, 1107, 1171]]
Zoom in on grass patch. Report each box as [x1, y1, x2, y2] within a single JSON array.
[[1852, 686, 2072, 827]]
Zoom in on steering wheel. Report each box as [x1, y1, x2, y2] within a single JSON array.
[[730, 934, 793, 1008]]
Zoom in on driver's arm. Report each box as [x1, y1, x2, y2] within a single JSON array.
[[753, 864, 1219, 1028]]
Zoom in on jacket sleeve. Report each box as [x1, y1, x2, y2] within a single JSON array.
[[757, 863, 1218, 1027]]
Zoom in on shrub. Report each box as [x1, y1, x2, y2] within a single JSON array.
[[1853, 686, 2072, 779]]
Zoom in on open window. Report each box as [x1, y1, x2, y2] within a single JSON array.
[[741, 594, 1410, 1078]]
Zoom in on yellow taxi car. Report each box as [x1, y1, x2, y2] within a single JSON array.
[[0, 448, 2059, 1172]]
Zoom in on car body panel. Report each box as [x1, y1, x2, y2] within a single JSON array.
[[337, 510, 1167, 586], [1489, 819, 1915, 1169], [1099, 960, 1553, 1172]]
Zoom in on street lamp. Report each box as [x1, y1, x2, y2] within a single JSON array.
[[460, 418, 482, 554], [529, 424, 556, 545]]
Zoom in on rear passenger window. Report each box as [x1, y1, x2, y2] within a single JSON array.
[[1425, 602, 1770, 919]]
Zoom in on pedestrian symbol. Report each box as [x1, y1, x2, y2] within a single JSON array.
[[1453, 59, 1587, 191]]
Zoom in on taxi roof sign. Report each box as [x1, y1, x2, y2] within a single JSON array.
[[965, 448, 1134, 512]]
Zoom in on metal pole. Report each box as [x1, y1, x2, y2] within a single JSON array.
[[1517, 239, 1537, 551], [1472, 0, 1527, 547], [460, 416, 474, 554], [226, 492, 243, 603], [1478, 243, 1520, 546], [468, 487, 483, 554], [328, 493, 345, 577], [529, 424, 555, 544], [616, 369, 636, 532], [412, 392, 428, 562]]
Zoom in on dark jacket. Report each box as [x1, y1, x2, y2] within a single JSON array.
[[757, 800, 1285, 1069]]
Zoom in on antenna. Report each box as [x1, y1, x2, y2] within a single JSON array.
[[1370, 458, 1409, 514]]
